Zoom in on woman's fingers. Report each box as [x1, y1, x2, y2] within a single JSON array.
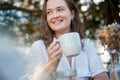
[[47, 41, 57, 56], [56, 53, 62, 60], [47, 38, 62, 60], [49, 44, 62, 60], [47, 40, 57, 51], [49, 43, 59, 54], [50, 49, 61, 58]]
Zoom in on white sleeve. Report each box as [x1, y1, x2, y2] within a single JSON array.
[[86, 41, 107, 77], [21, 40, 54, 80]]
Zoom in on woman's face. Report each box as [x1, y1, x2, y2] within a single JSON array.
[[46, 0, 74, 36]]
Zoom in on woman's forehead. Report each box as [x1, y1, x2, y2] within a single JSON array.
[[46, 0, 67, 9]]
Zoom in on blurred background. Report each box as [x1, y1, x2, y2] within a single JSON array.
[[0, 0, 120, 80]]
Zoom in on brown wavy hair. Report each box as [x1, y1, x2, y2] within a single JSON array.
[[39, 0, 85, 47]]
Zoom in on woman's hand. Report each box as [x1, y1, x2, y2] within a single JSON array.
[[45, 38, 62, 74]]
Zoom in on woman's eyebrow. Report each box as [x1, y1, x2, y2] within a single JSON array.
[[46, 6, 64, 11], [57, 6, 64, 9]]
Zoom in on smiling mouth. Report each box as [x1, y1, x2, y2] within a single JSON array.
[[53, 20, 63, 24], [52, 17, 63, 24]]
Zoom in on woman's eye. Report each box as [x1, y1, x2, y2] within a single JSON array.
[[47, 11, 52, 15], [58, 9, 63, 12]]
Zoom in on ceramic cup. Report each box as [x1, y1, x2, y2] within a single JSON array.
[[57, 32, 81, 57]]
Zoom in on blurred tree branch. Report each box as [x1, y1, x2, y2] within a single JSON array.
[[0, 2, 41, 17]]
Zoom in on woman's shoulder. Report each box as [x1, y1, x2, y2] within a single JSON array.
[[30, 40, 46, 50], [82, 39, 95, 47], [29, 40, 47, 56], [31, 40, 44, 46], [82, 39, 97, 51]]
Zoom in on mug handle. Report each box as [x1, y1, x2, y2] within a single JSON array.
[[54, 38, 60, 43]]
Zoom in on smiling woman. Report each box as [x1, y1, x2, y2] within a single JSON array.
[[27, 0, 110, 80], [46, 0, 74, 37], [40, 0, 84, 46]]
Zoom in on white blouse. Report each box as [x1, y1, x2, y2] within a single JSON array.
[[24, 39, 107, 80]]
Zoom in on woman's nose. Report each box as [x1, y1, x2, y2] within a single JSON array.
[[52, 12, 60, 18]]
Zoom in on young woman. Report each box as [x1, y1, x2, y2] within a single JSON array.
[[28, 0, 110, 80]]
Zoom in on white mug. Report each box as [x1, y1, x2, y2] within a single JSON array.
[[57, 32, 81, 57]]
